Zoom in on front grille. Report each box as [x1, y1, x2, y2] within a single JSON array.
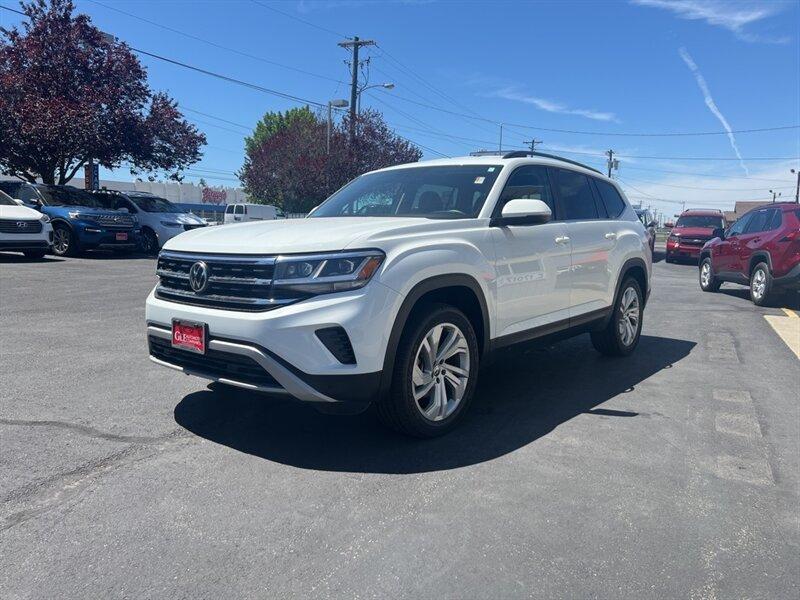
[[155, 251, 301, 312], [148, 335, 281, 388], [92, 214, 135, 229], [679, 238, 708, 247], [0, 219, 43, 234]]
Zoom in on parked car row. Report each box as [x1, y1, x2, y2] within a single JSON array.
[[0, 182, 209, 258]]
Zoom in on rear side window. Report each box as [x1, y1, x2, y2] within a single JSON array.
[[225, 204, 234, 214], [744, 210, 772, 233], [553, 168, 598, 220], [767, 209, 783, 230], [497, 165, 554, 214], [594, 179, 626, 218]]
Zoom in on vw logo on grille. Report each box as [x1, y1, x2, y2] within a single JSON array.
[[16, 221, 27, 228], [188, 261, 210, 293]]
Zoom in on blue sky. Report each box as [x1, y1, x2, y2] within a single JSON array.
[[2, 0, 798, 213]]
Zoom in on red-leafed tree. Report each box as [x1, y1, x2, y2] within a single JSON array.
[[239, 108, 421, 213], [0, 0, 205, 184]]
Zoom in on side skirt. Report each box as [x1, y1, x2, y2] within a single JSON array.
[[489, 307, 612, 353]]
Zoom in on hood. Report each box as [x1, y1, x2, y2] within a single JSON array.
[[0, 204, 44, 220], [163, 216, 435, 254], [671, 226, 717, 238], [47, 204, 124, 215]]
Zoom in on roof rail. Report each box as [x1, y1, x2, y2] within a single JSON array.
[[501, 150, 603, 175]]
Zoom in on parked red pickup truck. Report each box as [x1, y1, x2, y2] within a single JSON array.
[[666, 209, 726, 263]]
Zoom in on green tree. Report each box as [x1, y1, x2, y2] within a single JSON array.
[[239, 108, 421, 213], [244, 106, 317, 156]]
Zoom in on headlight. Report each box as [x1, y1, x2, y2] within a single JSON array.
[[668, 233, 679, 241], [160, 221, 182, 228], [68, 211, 83, 219], [40, 214, 51, 223], [273, 250, 384, 295]]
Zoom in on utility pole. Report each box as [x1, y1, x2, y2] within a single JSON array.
[[499, 123, 504, 151], [769, 189, 781, 203], [523, 139, 543, 153], [791, 169, 799, 203], [338, 36, 375, 144], [606, 149, 619, 178]]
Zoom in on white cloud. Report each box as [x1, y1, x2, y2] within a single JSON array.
[[678, 47, 749, 176], [632, 0, 789, 43], [489, 87, 618, 123]]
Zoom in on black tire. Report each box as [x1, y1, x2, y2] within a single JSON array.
[[665, 254, 675, 264], [51, 223, 79, 256], [23, 250, 47, 259], [699, 257, 721, 292], [376, 303, 479, 438], [749, 262, 774, 306], [140, 228, 159, 255], [591, 277, 644, 357]]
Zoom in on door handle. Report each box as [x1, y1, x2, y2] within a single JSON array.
[[604, 232, 617, 240], [555, 236, 570, 245]]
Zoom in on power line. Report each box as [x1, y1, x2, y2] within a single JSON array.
[[620, 175, 796, 192], [381, 91, 800, 139], [621, 165, 796, 183], [130, 47, 329, 109], [86, 0, 345, 84], [182, 107, 251, 131], [250, 0, 350, 39], [0, 4, 25, 16]]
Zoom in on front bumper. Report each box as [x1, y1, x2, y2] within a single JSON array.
[[76, 224, 139, 248], [145, 281, 402, 408], [666, 240, 704, 259]]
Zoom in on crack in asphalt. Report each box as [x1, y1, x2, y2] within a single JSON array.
[[0, 427, 194, 534], [0, 417, 180, 444]]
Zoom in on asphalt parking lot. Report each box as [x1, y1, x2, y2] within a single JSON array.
[[1, 250, 798, 599]]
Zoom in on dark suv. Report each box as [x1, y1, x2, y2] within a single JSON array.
[[699, 202, 800, 305], [0, 182, 140, 256]]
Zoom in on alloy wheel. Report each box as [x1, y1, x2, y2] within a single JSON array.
[[700, 262, 712, 287], [618, 287, 640, 347], [411, 322, 470, 422], [752, 269, 766, 299], [53, 228, 70, 255]]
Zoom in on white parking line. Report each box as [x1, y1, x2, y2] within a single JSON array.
[[764, 309, 800, 360]]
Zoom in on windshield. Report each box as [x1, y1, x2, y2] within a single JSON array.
[[676, 215, 724, 229], [129, 195, 180, 213], [0, 190, 17, 206], [310, 165, 503, 219], [38, 185, 105, 208]]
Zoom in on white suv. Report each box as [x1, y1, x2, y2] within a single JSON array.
[[146, 152, 651, 437], [0, 189, 53, 258]]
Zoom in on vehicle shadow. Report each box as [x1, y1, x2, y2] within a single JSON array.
[[174, 334, 695, 474], [721, 287, 800, 310], [0, 253, 63, 263]]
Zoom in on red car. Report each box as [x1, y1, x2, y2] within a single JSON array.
[[699, 202, 800, 305], [666, 209, 726, 263]]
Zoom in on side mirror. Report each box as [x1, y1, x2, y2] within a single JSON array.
[[712, 227, 725, 240], [492, 199, 552, 227], [118, 207, 130, 213], [648, 220, 657, 228]]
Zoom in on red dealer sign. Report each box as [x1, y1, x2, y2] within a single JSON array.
[[202, 187, 227, 204]]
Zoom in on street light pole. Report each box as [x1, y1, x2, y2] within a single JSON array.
[[791, 169, 799, 203], [356, 82, 394, 115]]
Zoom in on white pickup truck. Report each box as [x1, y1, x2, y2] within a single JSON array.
[[146, 152, 651, 437]]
